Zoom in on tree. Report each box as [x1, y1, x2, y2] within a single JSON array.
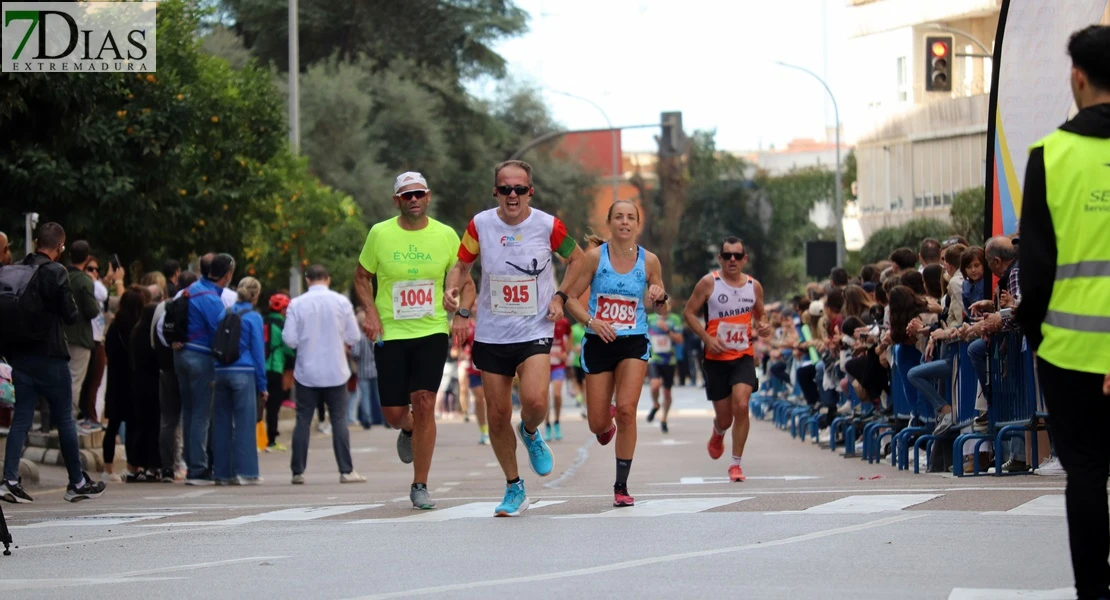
[[951, 186, 986, 246], [842, 149, 857, 200], [756, 167, 835, 297], [860, 218, 955, 264]]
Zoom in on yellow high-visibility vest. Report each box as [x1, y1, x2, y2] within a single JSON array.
[[1033, 129, 1110, 374]]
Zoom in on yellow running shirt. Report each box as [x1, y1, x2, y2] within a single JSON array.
[[358, 216, 461, 341]]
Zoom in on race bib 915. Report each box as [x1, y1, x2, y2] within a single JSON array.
[[490, 274, 538, 316]]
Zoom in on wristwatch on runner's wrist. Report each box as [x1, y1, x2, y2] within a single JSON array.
[[456, 308, 472, 319], [554, 291, 568, 304]]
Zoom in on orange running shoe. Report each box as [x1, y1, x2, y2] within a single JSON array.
[[707, 430, 725, 460], [597, 405, 617, 446], [729, 464, 745, 482]]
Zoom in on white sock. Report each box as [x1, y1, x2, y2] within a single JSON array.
[[731, 455, 742, 467], [76, 476, 86, 488], [714, 425, 727, 436], [6, 480, 17, 486]]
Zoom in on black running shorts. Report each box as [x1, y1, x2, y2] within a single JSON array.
[[648, 363, 676, 389], [472, 338, 552, 377], [580, 334, 649, 375], [704, 355, 758, 402], [376, 334, 449, 407]]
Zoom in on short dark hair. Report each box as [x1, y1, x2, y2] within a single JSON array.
[[305, 264, 329, 282], [200, 252, 216, 277], [899, 270, 927, 296], [493, 160, 533, 186], [889, 247, 917, 270], [69, 240, 90, 264], [721, 236, 743, 250], [829, 267, 849, 287], [177, 270, 198, 290], [1069, 25, 1110, 91], [207, 253, 235, 281], [859, 264, 877, 284], [919, 238, 942, 263], [944, 244, 967, 269], [824, 288, 844, 312], [37, 222, 65, 251], [162, 259, 181, 279]]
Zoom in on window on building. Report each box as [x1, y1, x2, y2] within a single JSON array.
[[896, 56, 908, 102]]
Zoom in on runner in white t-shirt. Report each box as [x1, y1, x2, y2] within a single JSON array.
[[444, 160, 586, 517]]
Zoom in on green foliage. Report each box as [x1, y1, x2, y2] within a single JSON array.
[[842, 149, 857, 200], [950, 186, 986, 246], [757, 167, 835, 297], [859, 218, 955, 264]]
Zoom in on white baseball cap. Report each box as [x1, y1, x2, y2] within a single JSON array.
[[393, 171, 429, 195]]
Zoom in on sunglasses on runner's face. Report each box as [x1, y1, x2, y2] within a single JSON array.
[[720, 252, 745, 261], [496, 185, 531, 197], [398, 190, 428, 200]]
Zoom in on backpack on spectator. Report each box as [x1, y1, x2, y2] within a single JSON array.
[[0, 264, 49, 343], [212, 307, 250, 365], [162, 291, 192, 344]]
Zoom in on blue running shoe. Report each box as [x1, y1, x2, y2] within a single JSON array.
[[553, 422, 563, 441], [518, 421, 554, 476], [494, 480, 530, 517]]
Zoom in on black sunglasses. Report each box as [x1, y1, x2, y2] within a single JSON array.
[[398, 190, 428, 200], [720, 252, 745, 261], [85, 265, 100, 274], [496, 185, 531, 197]]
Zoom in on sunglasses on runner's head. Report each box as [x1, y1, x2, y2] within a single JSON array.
[[720, 252, 745, 261], [496, 185, 531, 197], [398, 190, 428, 200]]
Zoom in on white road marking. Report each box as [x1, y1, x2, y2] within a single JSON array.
[[777, 494, 941, 514], [0, 556, 289, 592], [433, 487, 453, 494], [467, 472, 482, 476], [15, 512, 192, 529], [345, 515, 923, 599], [948, 587, 1074, 599], [544, 436, 593, 489], [984, 495, 1066, 517], [661, 475, 820, 485], [350, 501, 564, 523], [484, 462, 499, 468], [641, 439, 692, 446], [443, 481, 461, 486], [145, 504, 381, 527], [144, 489, 214, 500], [350, 447, 379, 454], [556, 497, 750, 519]]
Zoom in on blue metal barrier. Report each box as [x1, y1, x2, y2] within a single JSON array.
[[911, 342, 960, 473], [990, 330, 1041, 476], [890, 344, 932, 470]]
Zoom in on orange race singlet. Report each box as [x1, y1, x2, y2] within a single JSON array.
[[704, 272, 757, 361]]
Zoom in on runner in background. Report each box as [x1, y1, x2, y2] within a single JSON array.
[[683, 237, 772, 483], [567, 318, 587, 418], [462, 319, 489, 445], [544, 317, 571, 441], [646, 314, 683, 433]]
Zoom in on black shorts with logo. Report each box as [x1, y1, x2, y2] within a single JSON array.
[[376, 334, 449, 407], [704, 355, 759, 402], [472, 338, 552, 377], [580, 334, 650, 375]]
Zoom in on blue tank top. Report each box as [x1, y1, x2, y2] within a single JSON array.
[[587, 243, 648, 337]]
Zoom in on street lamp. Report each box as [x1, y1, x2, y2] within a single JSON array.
[[775, 61, 844, 266], [288, 0, 302, 296], [547, 90, 619, 204]]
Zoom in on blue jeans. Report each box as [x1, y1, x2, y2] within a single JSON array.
[[347, 378, 382, 426], [175, 349, 215, 479], [211, 370, 259, 480], [906, 359, 952, 414], [3, 355, 84, 485], [967, 338, 989, 393]]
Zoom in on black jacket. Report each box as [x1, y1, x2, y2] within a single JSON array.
[[1017, 103, 1110, 350], [0, 252, 80, 359]]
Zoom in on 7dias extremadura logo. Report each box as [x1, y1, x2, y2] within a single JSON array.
[[2, 2, 157, 73]]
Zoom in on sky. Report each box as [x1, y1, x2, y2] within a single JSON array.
[[470, 0, 854, 153]]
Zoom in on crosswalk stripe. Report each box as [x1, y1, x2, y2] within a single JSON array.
[[777, 494, 941, 514], [984, 495, 1066, 517], [16, 512, 193, 529], [554, 497, 751, 519], [144, 504, 382, 527], [350, 501, 564, 523]]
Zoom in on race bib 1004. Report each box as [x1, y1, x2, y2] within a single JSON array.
[[595, 294, 638, 331], [490, 274, 538, 316], [392, 279, 435, 320], [716, 321, 750, 351]]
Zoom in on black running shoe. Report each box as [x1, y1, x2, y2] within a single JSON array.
[[0, 479, 34, 503], [647, 406, 659, 423], [64, 471, 106, 502], [660, 421, 669, 434]]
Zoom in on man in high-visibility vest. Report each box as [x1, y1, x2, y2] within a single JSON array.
[[1017, 25, 1110, 600]]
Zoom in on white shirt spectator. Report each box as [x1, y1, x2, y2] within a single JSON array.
[[221, 287, 236, 309], [91, 279, 108, 343], [282, 284, 361, 388]]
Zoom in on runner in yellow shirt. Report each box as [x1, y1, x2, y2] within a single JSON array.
[[353, 171, 471, 510]]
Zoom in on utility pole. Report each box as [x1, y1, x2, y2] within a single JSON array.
[[548, 91, 619, 203], [775, 62, 844, 266], [654, 111, 689, 292], [288, 0, 302, 296]]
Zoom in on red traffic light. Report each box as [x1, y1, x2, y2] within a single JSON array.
[[931, 41, 949, 58]]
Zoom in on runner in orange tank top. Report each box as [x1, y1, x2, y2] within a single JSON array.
[[683, 237, 772, 482]]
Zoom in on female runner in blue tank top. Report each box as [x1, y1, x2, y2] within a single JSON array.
[[562, 199, 669, 507]]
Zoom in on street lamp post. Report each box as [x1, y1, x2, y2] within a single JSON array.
[[775, 61, 844, 266], [548, 90, 619, 203], [288, 0, 302, 296]]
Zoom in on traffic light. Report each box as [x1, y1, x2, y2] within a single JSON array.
[[659, 111, 685, 157], [925, 35, 953, 92]]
